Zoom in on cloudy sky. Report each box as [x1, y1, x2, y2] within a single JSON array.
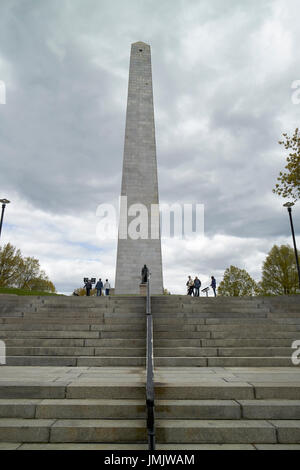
[[0, 0, 299, 294]]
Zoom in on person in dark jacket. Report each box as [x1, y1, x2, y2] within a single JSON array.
[[194, 277, 201, 297], [84, 280, 92, 296], [95, 278, 103, 297], [211, 276, 217, 297]]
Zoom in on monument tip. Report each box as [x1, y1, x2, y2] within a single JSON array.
[[132, 41, 149, 47]]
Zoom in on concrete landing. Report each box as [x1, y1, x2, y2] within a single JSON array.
[[2, 366, 299, 384], [155, 366, 300, 384], [1, 365, 300, 391], [1, 367, 300, 448]]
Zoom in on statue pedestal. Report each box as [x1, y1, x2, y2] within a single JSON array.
[[139, 283, 147, 296]]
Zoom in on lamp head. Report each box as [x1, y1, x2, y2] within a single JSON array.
[[283, 202, 295, 208], [0, 199, 10, 204]]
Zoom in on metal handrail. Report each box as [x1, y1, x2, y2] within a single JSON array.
[[146, 269, 155, 450]]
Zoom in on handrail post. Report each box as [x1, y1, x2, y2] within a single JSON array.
[[145, 268, 155, 450], [146, 269, 151, 315]]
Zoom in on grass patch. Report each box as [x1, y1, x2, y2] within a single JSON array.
[[0, 287, 62, 296]]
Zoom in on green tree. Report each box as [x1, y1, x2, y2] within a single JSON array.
[[273, 128, 300, 202], [218, 265, 259, 297], [0, 243, 23, 287], [260, 244, 299, 295], [16, 257, 40, 289], [0, 243, 56, 292], [28, 274, 56, 293]]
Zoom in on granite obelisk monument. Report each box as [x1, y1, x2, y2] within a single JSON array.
[[115, 42, 163, 294]]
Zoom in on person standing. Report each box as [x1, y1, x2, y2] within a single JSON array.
[[186, 276, 194, 296], [84, 279, 92, 296], [211, 276, 217, 297], [95, 278, 103, 297], [104, 279, 111, 296], [194, 277, 201, 297]]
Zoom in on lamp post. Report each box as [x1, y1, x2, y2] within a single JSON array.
[[0, 199, 10, 240], [283, 202, 300, 289]]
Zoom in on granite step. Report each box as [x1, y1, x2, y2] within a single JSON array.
[[155, 357, 294, 367], [0, 399, 146, 419], [0, 383, 144, 399], [0, 418, 147, 443], [4, 356, 146, 367], [13, 443, 150, 450], [5, 347, 145, 357], [1, 417, 293, 444], [153, 338, 296, 348], [154, 419, 277, 444], [4, 339, 86, 347], [0, 322, 145, 331], [202, 339, 294, 347], [0, 330, 100, 338]]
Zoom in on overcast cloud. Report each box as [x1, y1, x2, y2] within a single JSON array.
[[0, 0, 299, 294]]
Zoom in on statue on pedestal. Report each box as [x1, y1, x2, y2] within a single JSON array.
[[141, 264, 148, 283]]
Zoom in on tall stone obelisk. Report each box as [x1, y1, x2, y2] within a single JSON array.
[[115, 42, 163, 295]]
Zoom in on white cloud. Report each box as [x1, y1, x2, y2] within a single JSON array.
[[1, 191, 116, 292]]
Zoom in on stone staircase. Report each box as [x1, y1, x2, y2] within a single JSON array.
[[0, 296, 146, 366], [151, 295, 300, 449], [151, 296, 300, 367], [0, 294, 300, 449], [0, 295, 148, 449], [0, 367, 148, 450]]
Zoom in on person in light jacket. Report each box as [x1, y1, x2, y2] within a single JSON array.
[[186, 276, 194, 296], [104, 279, 111, 296]]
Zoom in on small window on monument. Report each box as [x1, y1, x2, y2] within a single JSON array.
[[139, 49, 143, 52]]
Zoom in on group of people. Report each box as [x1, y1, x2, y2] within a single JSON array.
[[96, 278, 111, 296], [84, 278, 111, 296], [83, 273, 217, 297], [186, 276, 217, 297]]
